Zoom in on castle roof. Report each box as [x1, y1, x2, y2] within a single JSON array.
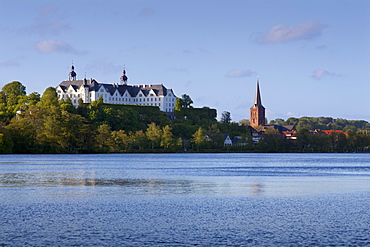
[[57, 79, 175, 97]]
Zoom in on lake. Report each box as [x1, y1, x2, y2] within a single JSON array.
[[0, 153, 369, 246]]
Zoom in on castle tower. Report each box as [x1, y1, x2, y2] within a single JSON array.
[[68, 65, 77, 81], [120, 69, 128, 85], [250, 80, 265, 127]]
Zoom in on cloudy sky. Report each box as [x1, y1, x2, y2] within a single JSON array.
[[1, 0, 369, 122]]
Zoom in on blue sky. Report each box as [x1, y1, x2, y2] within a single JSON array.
[[1, 0, 369, 122]]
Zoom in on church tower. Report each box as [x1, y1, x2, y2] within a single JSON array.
[[250, 80, 265, 127]]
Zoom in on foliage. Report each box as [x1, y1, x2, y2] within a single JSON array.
[[1, 82, 369, 154], [221, 111, 231, 124], [179, 94, 193, 108], [191, 127, 209, 151]]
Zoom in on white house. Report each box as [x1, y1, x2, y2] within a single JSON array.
[[56, 66, 178, 113]]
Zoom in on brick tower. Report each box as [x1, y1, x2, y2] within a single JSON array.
[[250, 80, 265, 127]]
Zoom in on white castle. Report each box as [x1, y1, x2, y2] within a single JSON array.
[[56, 65, 177, 113]]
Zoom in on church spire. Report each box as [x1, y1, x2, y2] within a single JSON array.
[[250, 78, 266, 127], [253, 79, 263, 107]]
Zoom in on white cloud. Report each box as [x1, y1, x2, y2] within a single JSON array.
[[311, 69, 342, 80], [257, 21, 326, 44], [225, 69, 256, 78], [35, 39, 85, 54]]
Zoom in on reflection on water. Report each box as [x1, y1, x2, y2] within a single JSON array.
[[0, 153, 369, 246], [0, 153, 369, 197], [0, 171, 268, 196]]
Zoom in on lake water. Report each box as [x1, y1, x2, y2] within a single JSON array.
[[0, 153, 369, 246]]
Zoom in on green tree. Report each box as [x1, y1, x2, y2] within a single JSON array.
[[0, 127, 13, 153], [88, 96, 105, 123], [59, 111, 90, 153], [160, 125, 174, 149], [130, 130, 149, 150], [191, 127, 209, 151], [59, 97, 77, 114], [2, 81, 26, 97], [310, 133, 331, 152], [112, 130, 130, 151], [286, 117, 299, 126], [221, 111, 231, 124], [296, 128, 311, 152], [180, 94, 193, 108], [146, 122, 162, 149], [238, 119, 250, 126], [95, 124, 115, 152], [207, 123, 224, 148], [38, 87, 59, 109], [269, 118, 287, 126], [6, 107, 40, 153], [175, 98, 182, 112], [1, 81, 27, 115]]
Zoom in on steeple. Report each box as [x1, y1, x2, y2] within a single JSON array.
[[253, 80, 263, 107], [250, 79, 265, 127], [68, 64, 77, 81], [120, 69, 128, 85]]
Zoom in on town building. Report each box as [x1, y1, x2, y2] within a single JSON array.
[[56, 65, 178, 113], [249, 80, 298, 142], [250, 80, 266, 127]]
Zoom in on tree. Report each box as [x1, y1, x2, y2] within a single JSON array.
[[146, 122, 162, 149], [286, 117, 299, 126], [191, 127, 209, 151], [95, 124, 115, 152], [38, 87, 59, 109], [0, 127, 13, 153], [269, 118, 286, 126], [239, 119, 250, 126], [221, 111, 231, 124], [2, 81, 26, 97], [161, 125, 174, 149], [1, 81, 27, 115], [130, 130, 149, 150], [175, 98, 182, 112], [207, 124, 224, 147], [59, 97, 77, 114], [88, 95, 105, 122], [112, 130, 130, 151], [180, 94, 193, 108]]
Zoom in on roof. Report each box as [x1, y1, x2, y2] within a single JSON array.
[[251, 80, 264, 109], [57, 79, 176, 97]]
